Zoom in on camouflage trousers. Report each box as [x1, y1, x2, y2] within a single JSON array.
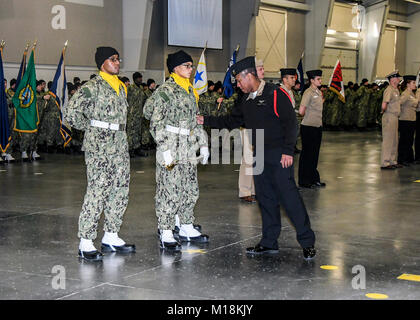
[[155, 163, 198, 230], [19, 132, 37, 153], [78, 151, 130, 240], [127, 120, 142, 151], [141, 117, 153, 146]]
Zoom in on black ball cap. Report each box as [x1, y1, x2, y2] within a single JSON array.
[[231, 56, 256, 77]]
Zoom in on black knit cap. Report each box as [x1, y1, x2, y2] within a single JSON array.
[[280, 68, 297, 78], [231, 56, 256, 77], [403, 75, 416, 82], [95, 47, 119, 70], [167, 50, 193, 73], [306, 69, 322, 80]]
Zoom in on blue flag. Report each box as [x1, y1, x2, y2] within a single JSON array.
[[50, 50, 72, 147], [222, 48, 238, 98], [0, 47, 11, 153], [15, 50, 28, 90], [297, 58, 304, 93]]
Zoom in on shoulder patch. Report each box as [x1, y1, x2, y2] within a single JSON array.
[[82, 87, 92, 98], [159, 91, 170, 103]]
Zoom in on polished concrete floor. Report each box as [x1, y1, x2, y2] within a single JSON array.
[[1, 130, 420, 300]]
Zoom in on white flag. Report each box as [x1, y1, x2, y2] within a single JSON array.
[[193, 48, 207, 95]]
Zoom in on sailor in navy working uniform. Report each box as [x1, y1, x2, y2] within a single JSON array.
[[197, 57, 316, 260]]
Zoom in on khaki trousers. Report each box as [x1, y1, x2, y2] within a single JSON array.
[[238, 128, 255, 197], [381, 113, 399, 167]]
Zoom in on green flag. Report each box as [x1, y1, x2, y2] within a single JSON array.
[[12, 49, 39, 133]]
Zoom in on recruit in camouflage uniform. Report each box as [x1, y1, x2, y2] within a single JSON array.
[[328, 90, 345, 129], [355, 84, 371, 129], [141, 87, 154, 149], [342, 87, 357, 128], [5, 88, 18, 154], [38, 90, 62, 151], [126, 83, 145, 155], [143, 76, 208, 233], [18, 92, 48, 159], [63, 74, 130, 243]]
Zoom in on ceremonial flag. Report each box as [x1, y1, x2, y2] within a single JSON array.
[[15, 46, 29, 90], [222, 46, 239, 98], [193, 47, 208, 95], [296, 57, 305, 93], [50, 45, 72, 147], [328, 59, 345, 103], [12, 49, 39, 132], [0, 44, 11, 153]]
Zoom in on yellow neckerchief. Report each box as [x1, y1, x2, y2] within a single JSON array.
[[170, 72, 199, 104], [99, 71, 127, 96]]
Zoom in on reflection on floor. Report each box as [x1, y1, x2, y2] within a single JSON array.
[[1, 130, 420, 300]]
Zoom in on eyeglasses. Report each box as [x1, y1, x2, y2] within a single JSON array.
[[108, 57, 122, 63], [181, 63, 195, 70]]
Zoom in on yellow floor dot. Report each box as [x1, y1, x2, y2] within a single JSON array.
[[397, 274, 420, 282], [320, 265, 338, 270], [182, 249, 206, 254], [366, 293, 388, 299]]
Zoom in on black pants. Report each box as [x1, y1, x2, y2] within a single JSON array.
[[415, 112, 420, 161], [398, 120, 416, 163], [298, 125, 322, 186], [253, 147, 315, 249]]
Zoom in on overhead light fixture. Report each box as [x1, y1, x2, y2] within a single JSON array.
[[352, 4, 365, 32], [345, 32, 359, 38]]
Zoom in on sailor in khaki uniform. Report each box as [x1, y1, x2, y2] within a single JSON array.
[[298, 69, 325, 188], [381, 71, 401, 169], [398, 75, 419, 166]]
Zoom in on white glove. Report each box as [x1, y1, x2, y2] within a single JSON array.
[[200, 146, 209, 165], [162, 150, 173, 166]]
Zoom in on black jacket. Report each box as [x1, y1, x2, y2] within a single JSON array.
[[204, 82, 297, 156]]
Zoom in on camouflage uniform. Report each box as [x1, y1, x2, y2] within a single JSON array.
[[126, 84, 145, 153], [18, 93, 46, 154], [355, 85, 371, 129], [342, 88, 356, 128], [38, 91, 62, 149], [328, 92, 344, 128], [293, 89, 303, 135], [141, 87, 154, 148], [5, 89, 18, 152], [322, 90, 334, 127], [143, 77, 208, 230], [198, 90, 215, 147], [62, 75, 130, 240], [68, 91, 84, 152]]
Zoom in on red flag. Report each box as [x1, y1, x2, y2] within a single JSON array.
[[328, 60, 345, 103]]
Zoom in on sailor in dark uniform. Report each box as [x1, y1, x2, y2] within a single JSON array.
[[197, 57, 316, 260]]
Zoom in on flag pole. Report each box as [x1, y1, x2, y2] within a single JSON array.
[[0, 40, 5, 57], [32, 39, 38, 60]]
